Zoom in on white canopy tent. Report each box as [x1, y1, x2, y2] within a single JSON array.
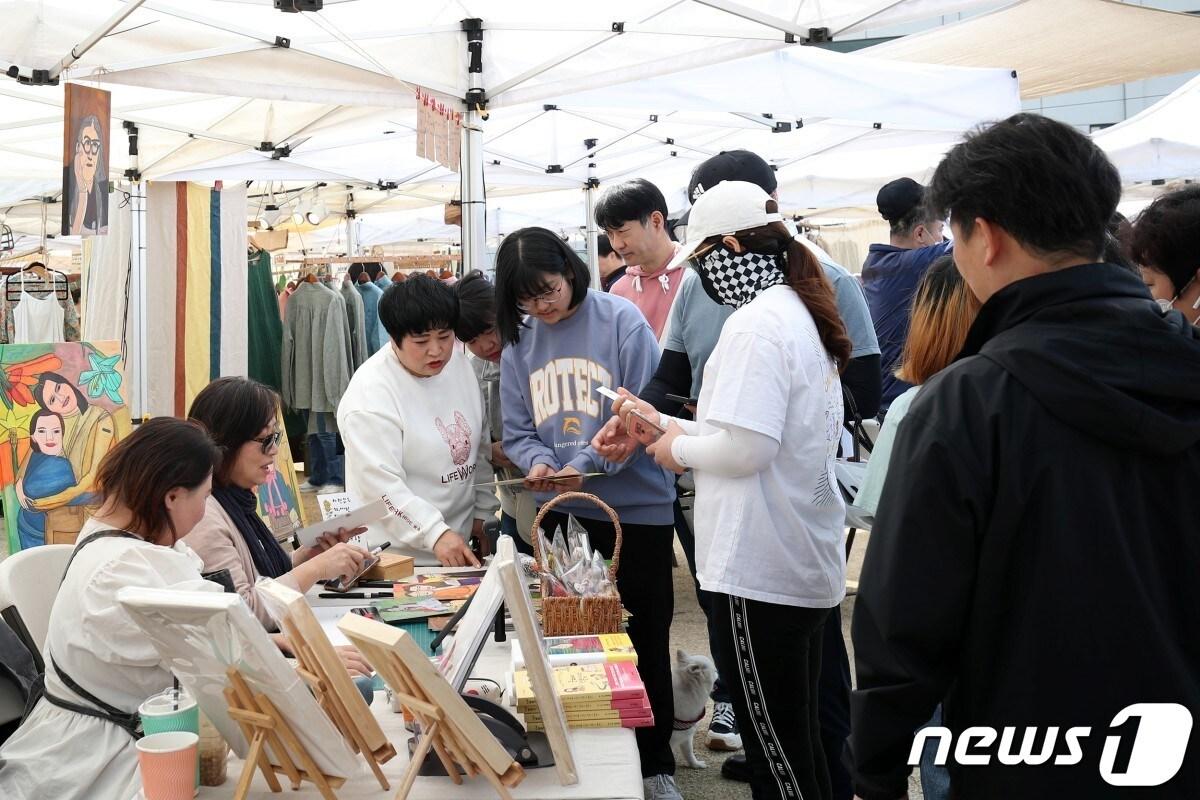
[[868, 0, 1200, 99], [1094, 73, 1200, 185]]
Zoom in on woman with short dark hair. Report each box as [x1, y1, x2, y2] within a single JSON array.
[[0, 418, 222, 800], [184, 376, 368, 629], [338, 274, 498, 567]]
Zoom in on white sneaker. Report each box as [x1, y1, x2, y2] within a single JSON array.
[[643, 774, 683, 800], [706, 701, 743, 751], [318, 483, 345, 494], [298, 480, 322, 493]]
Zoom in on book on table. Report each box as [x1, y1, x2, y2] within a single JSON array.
[[513, 661, 652, 729], [510, 633, 637, 670]]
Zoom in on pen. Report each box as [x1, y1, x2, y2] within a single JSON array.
[[318, 591, 395, 600]]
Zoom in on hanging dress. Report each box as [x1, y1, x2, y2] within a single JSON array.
[[13, 272, 65, 344]]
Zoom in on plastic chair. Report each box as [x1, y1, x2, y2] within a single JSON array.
[[0, 544, 73, 669]]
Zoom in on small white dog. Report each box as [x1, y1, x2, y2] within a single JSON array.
[[669, 649, 719, 769]]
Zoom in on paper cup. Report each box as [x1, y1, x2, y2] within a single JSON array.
[[137, 731, 199, 800], [140, 689, 200, 787]]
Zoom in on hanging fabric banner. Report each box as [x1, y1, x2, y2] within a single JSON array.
[[145, 182, 248, 417]]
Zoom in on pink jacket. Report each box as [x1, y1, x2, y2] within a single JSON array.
[[609, 249, 685, 340]]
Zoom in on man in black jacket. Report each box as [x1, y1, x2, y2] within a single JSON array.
[[849, 113, 1200, 799]]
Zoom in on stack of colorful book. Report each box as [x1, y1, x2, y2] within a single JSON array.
[[511, 633, 638, 670], [514, 661, 654, 730]]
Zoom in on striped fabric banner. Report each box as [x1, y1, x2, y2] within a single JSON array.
[[145, 181, 248, 418]]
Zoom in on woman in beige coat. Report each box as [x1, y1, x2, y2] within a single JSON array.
[[183, 377, 367, 630]]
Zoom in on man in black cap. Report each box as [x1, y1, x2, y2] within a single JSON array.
[[861, 178, 951, 416], [634, 150, 879, 800]]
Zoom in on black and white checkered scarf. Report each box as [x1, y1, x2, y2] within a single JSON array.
[[695, 245, 785, 309]]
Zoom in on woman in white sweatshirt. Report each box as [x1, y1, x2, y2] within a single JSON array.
[[595, 181, 851, 800], [338, 275, 498, 567]]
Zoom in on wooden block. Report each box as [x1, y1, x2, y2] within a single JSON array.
[[362, 553, 414, 581]]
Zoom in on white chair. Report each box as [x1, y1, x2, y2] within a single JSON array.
[[0, 544, 73, 662]]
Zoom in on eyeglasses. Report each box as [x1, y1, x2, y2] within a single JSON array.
[[252, 430, 282, 454], [79, 137, 101, 156], [516, 278, 567, 312]]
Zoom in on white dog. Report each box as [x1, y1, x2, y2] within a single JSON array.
[[669, 650, 719, 769]]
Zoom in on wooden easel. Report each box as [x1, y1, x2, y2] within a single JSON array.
[[223, 667, 346, 800], [257, 580, 396, 789], [283, 620, 396, 788], [338, 613, 526, 800]]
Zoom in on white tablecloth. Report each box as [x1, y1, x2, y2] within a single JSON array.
[[196, 584, 644, 799]]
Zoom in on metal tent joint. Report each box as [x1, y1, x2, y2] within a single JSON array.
[[5, 66, 58, 86]]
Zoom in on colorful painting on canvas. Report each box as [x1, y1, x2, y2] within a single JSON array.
[[0, 341, 131, 552], [62, 83, 111, 237], [256, 409, 306, 538]]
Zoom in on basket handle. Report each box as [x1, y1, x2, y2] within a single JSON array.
[[530, 491, 622, 583]]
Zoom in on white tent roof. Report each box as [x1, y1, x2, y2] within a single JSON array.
[[4, 0, 994, 108], [1094, 73, 1200, 184], [868, 0, 1200, 99]]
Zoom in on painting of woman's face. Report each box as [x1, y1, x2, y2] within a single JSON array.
[[41, 379, 80, 415], [76, 122, 101, 187], [32, 416, 63, 456]]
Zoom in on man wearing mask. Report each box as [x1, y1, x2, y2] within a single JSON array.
[[861, 178, 952, 416]]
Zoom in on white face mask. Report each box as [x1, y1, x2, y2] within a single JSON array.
[[1156, 276, 1199, 315]]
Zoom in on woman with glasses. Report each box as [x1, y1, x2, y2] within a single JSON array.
[[183, 377, 369, 630], [494, 227, 683, 800]]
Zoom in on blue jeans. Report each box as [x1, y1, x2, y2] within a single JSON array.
[[920, 705, 952, 800], [496, 512, 534, 556], [305, 413, 343, 486]]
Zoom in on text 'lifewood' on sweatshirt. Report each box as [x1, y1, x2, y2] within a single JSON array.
[[501, 290, 675, 525], [338, 345, 498, 564]]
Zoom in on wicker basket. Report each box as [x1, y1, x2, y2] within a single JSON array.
[[531, 492, 624, 636]]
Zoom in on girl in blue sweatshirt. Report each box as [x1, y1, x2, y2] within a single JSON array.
[[496, 227, 680, 799]]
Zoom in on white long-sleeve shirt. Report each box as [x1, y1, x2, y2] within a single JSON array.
[[338, 345, 498, 564]]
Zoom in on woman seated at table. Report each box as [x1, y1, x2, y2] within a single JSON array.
[[184, 376, 370, 630], [0, 418, 224, 800], [338, 275, 499, 566]]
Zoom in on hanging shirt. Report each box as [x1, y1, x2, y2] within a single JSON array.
[[354, 280, 387, 356], [281, 282, 352, 413], [14, 290, 65, 344], [340, 281, 369, 370], [0, 519, 218, 800], [1, 270, 79, 344]]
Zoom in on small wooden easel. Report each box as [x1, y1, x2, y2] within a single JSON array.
[[258, 581, 396, 789], [338, 613, 526, 800], [223, 667, 346, 800]]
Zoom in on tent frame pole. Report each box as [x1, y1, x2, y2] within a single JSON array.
[[49, 0, 148, 80], [345, 192, 358, 257], [584, 140, 600, 288], [689, 0, 810, 39], [461, 19, 486, 278]]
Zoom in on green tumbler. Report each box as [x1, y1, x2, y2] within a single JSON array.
[[139, 688, 200, 792]]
